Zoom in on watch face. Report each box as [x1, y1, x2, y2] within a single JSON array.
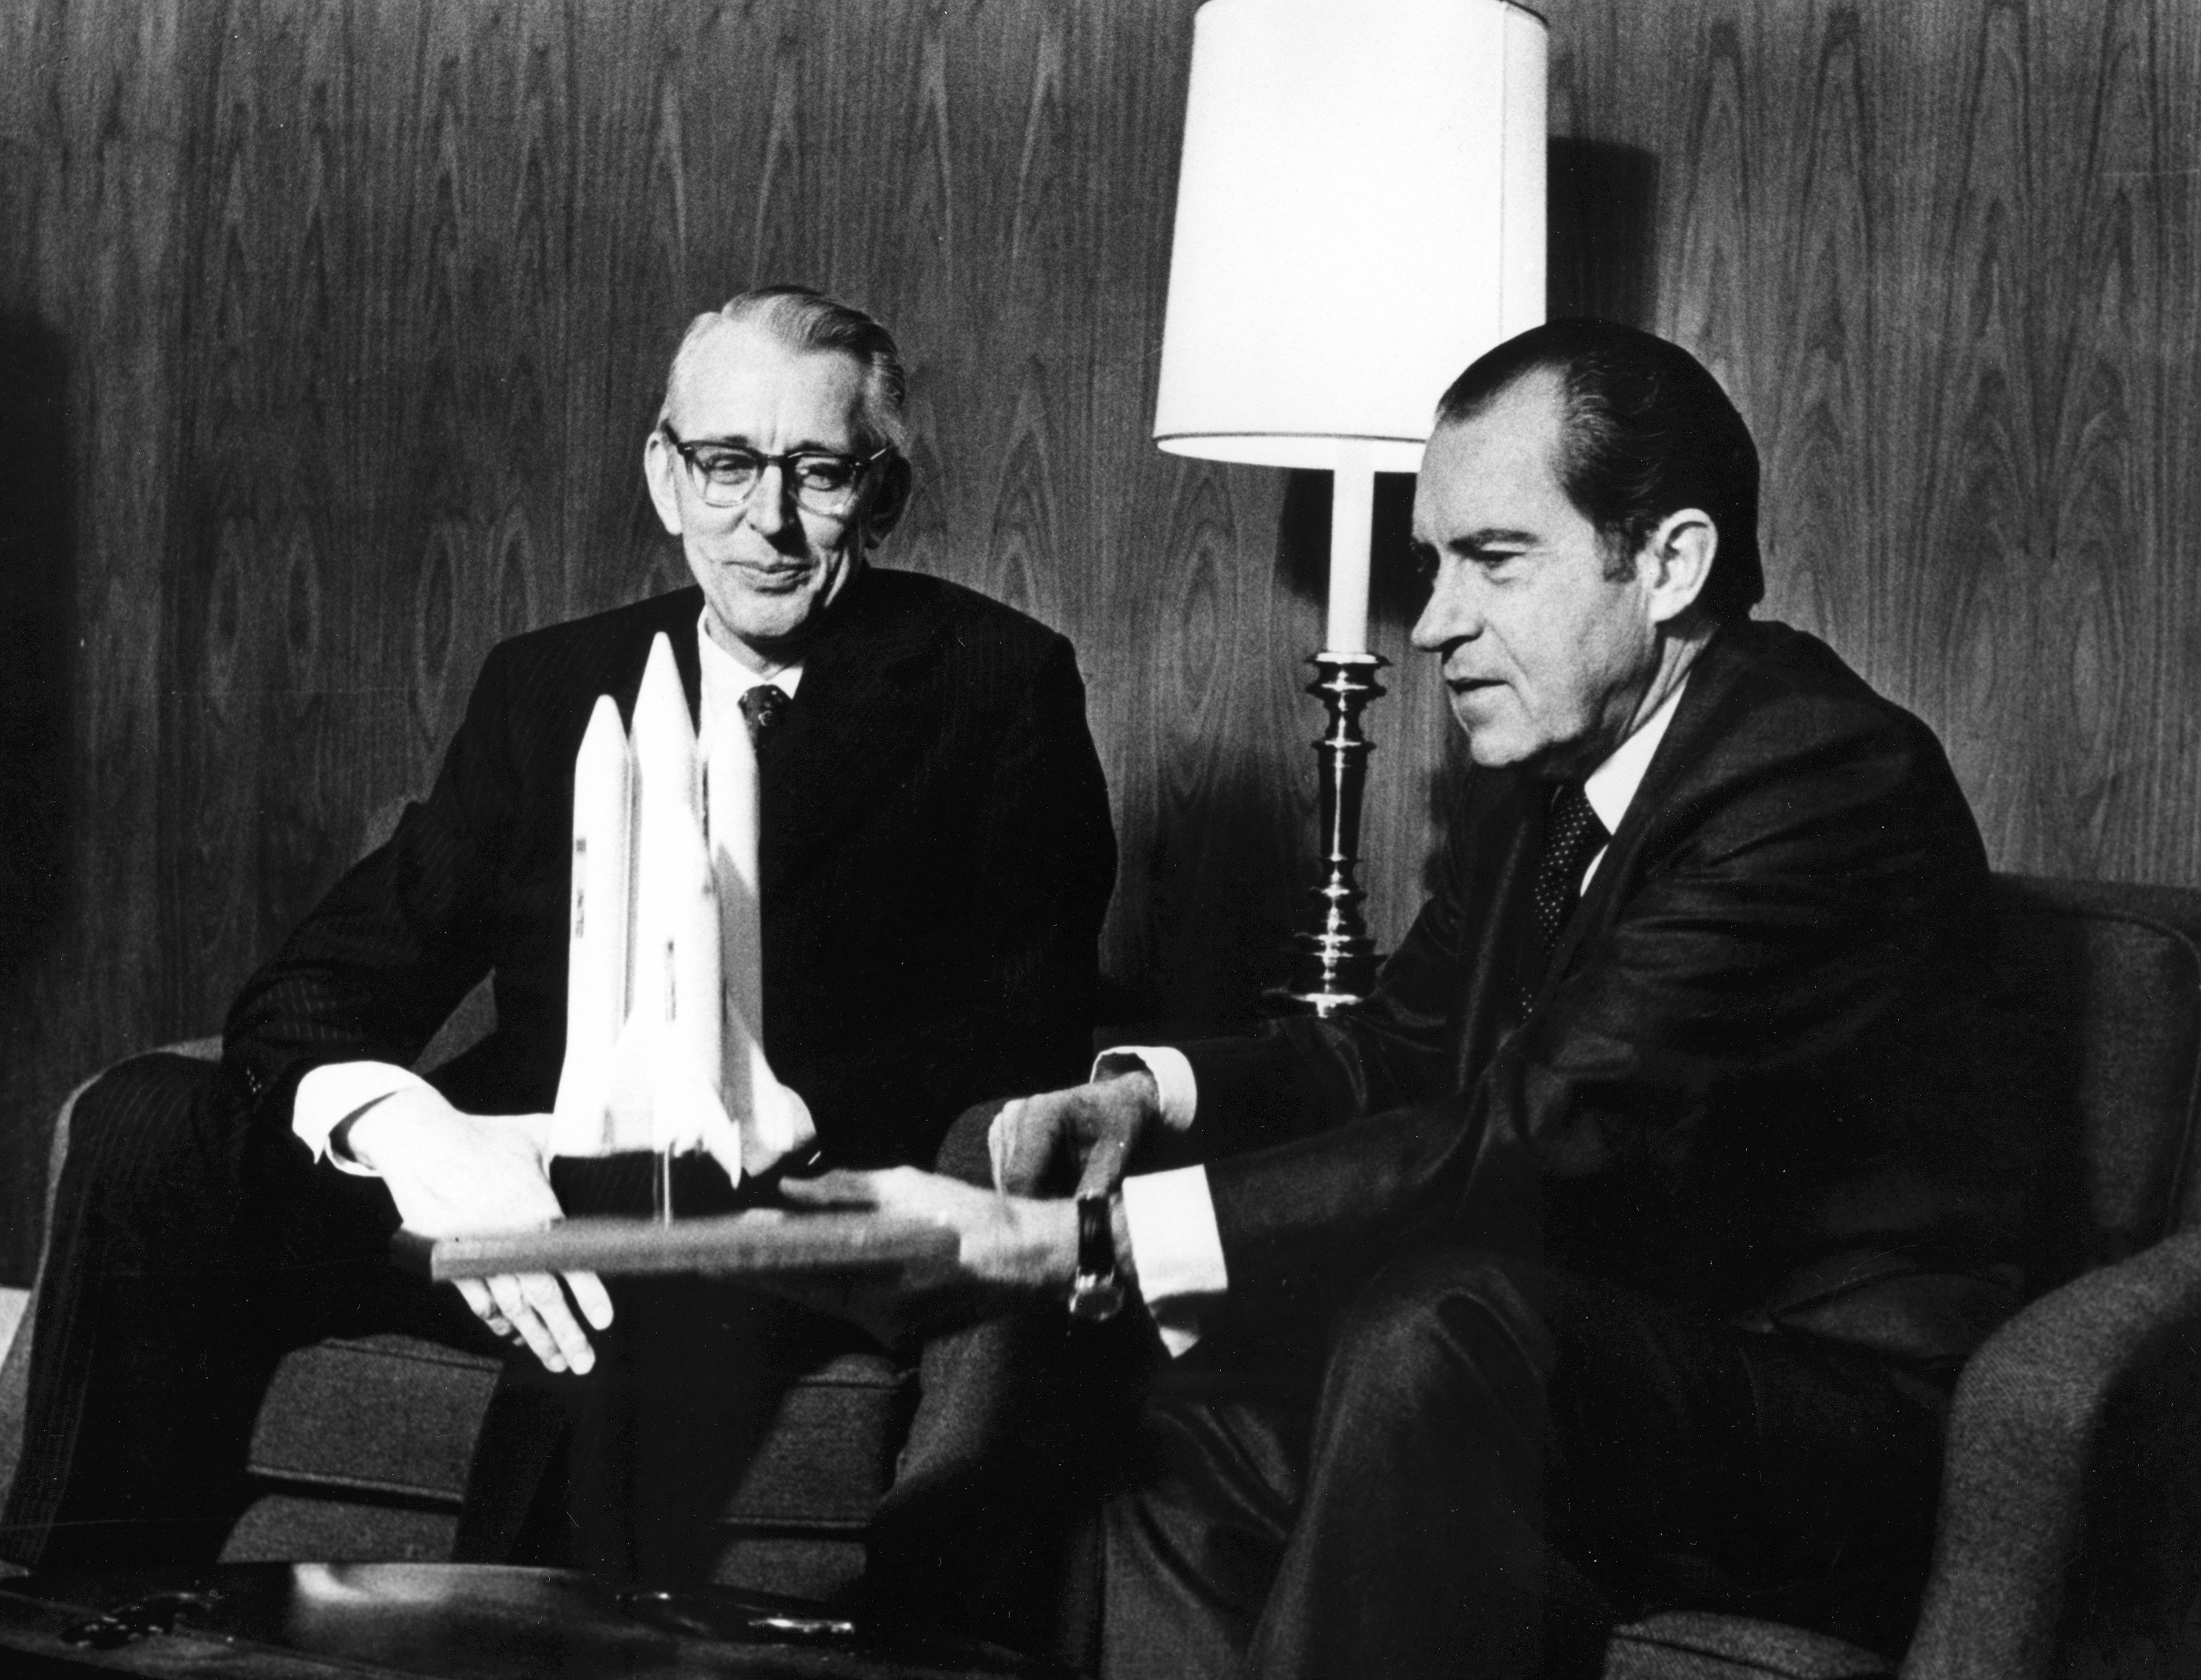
[[1069, 1275, 1126, 1323]]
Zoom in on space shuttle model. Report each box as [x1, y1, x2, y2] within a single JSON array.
[[547, 632, 814, 1195]]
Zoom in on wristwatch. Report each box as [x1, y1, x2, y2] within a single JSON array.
[[1068, 1192, 1126, 1322]]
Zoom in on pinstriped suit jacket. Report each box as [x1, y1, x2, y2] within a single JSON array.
[[217, 565, 1118, 1174]]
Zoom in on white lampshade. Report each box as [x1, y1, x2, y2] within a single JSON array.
[[1153, 0, 1548, 475]]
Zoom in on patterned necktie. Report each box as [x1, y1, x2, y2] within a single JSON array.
[[1521, 781, 1608, 1017], [739, 683, 790, 749]]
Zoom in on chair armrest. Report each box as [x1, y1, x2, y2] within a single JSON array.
[[1902, 1230, 2201, 1680], [1, 1042, 226, 1540]]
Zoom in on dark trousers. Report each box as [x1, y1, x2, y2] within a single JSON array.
[[0, 1052, 867, 1579], [1101, 1247, 1951, 1680], [550, 1157, 876, 1585], [861, 1104, 1152, 1659]]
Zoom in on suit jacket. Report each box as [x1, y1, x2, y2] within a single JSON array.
[[219, 565, 1118, 1171], [1174, 619, 2032, 1363]]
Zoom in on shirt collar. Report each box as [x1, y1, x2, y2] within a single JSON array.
[[1581, 674, 1688, 837], [696, 611, 803, 753], [695, 610, 804, 699]]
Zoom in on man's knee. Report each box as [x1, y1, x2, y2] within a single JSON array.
[[54, 1053, 229, 1232], [1319, 1248, 1555, 1436], [932, 1098, 1004, 1188]]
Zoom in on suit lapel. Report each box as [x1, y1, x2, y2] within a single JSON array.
[[1539, 624, 1747, 992], [1451, 772, 1545, 1085], [754, 566, 951, 896]]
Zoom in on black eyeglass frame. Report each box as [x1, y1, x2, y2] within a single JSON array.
[[659, 424, 893, 513]]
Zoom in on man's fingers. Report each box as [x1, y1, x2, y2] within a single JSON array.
[[997, 1101, 1062, 1195], [565, 1270, 615, 1331], [455, 1277, 513, 1337], [784, 1167, 971, 1225], [988, 1099, 1023, 1191], [517, 1271, 597, 1374], [1075, 1133, 1129, 1198], [486, 1272, 567, 1373], [781, 1170, 883, 1209]]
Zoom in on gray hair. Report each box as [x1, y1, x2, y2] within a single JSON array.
[[659, 284, 909, 457]]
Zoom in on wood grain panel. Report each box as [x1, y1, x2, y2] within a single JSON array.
[[1758, 7, 1876, 658], [2145, 2, 2201, 889], [0, 0, 186, 1281], [1558, 0, 2201, 898], [5, 0, 2201, 1284]]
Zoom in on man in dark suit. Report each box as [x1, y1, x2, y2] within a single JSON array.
[[796, 320, 2032, 1677], [0, 286, 1117, 1578]]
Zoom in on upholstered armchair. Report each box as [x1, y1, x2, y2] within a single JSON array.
[[1605, 875, 2201, 1678]]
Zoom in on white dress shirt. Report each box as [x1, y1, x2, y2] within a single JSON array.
[[293, 614, 802, 1170], [1111, 677, 1691, 1355]]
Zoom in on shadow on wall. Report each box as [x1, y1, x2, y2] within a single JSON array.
[[1549, 137, 1659, 327], [0, 315, 73, 995]]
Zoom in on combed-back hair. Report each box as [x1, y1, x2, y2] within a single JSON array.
[[660, 284, 909, 457], [1436, 319, 1764, 621]]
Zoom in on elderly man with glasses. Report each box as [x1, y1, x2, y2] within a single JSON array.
[[1, 287, 1118, 1592]]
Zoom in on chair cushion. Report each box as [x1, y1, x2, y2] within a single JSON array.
[[221, 1334, 505, 1565], [1603, 1612, 1891, 1678], [219, 1331, 912, 1569], [222, 1498, 461, 1565], [245, 1335, 504, 1506]]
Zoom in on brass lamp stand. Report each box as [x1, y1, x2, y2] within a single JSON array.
[[1284, 651, 1388, 1014]]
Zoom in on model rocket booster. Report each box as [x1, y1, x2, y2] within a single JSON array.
[[548, 696, 633, 1157], [548, 631, 812, 1185], [703, 690, 815, 1173]]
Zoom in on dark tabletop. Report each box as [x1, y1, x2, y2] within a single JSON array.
[[0, 1563, 1056, 1679]]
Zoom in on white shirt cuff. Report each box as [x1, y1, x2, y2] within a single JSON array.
[[1121, 1165, 1229, 1358], [294, 1062, 433, 1175], [1094, 1045, 1197, 1131]]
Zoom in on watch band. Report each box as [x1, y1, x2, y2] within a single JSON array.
[[1068, 1192, 1125, 1322]]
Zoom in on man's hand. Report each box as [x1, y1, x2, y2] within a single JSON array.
[[774, 1167, 1078, 1343], [989, 1070, 1160, 1196], [346, 1087, 614, 1375]]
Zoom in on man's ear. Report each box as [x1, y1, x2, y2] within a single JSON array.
[[862, 454, 913, 548], [643, 428, 686, 538], [1638, 508, 1716, 626]]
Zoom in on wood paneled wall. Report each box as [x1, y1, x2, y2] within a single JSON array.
[[1552, 0, 2201, 886], [2, 0, 2196, 1282]]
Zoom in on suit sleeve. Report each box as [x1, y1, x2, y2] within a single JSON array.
[[217, 643, 523, 1140], [794, 635, 1118, 1167], [1168, 816, 1500, 1162], [1191, 702, 1994, 1303]]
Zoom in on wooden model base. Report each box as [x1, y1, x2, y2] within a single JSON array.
[[391, 1209, 957, 1282]]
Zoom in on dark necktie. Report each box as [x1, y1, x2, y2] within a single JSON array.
[[1520, 781, 1608, 1017], [739, 683, 790, 750]]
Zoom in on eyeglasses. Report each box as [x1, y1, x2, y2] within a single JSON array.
[[660, 426, 890, 514]]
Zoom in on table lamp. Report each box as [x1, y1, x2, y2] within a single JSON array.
[[1154, 0, 1547, 1013]]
